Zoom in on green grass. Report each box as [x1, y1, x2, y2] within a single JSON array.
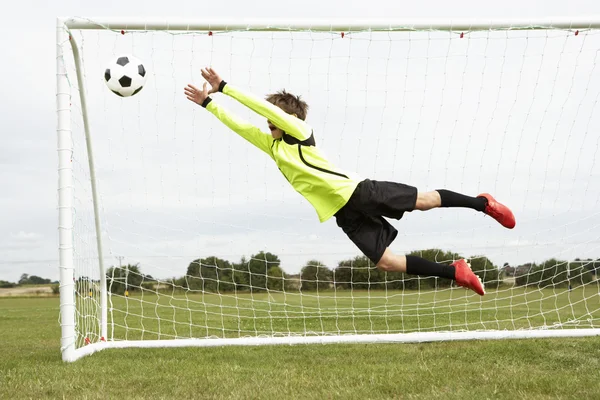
[[97, 286, 600, 343], [1, 291, 600, 399]]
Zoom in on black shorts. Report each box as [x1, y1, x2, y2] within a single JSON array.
[[334, 179, 418, 265]]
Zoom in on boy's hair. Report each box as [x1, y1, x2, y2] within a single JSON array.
[[265, 90, 309, 121]]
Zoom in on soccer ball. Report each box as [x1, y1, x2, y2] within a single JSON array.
[[104, 55, 147, 97]]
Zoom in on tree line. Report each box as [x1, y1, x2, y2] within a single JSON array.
[[511, 259, 598, 288], [6, 252, 598, 295], [0, 274, 57, 288], [95, 249, 598, 295]]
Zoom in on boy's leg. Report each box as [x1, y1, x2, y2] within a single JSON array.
[[415, 189, 515, 229], [376, 248, 485, 295], [415, 190, 485, 211]]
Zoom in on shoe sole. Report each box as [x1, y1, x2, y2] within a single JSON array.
[[465, 261, 486, 296]]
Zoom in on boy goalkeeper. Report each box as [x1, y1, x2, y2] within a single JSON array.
[[184, 67, 516, 296]]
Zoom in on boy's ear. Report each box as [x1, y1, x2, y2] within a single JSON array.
[[292, 113, 297, 118]]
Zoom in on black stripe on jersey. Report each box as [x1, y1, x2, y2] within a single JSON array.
[[297, 145, 349, 179], [282, 131, 316, 146]]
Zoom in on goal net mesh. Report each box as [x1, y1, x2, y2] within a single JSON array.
[[59, 22, 600, 348]]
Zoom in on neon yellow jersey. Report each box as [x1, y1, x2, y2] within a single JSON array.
[[203, 83, 360, 222]]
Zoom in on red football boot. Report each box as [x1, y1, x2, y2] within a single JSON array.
[[452, 259, 485, 296], [477, 193, 516, 229]]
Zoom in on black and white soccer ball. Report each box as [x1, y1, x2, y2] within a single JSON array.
[[104, 55, 147, 97]]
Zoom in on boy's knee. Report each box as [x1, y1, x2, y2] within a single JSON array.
[[415, 191, 441, 211], [376, 251, 406, 273], [376, 253, 394, 272], [377, 263, 394, 272]]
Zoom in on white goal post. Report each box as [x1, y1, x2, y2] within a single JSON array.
[[57, 17, 600, 362]]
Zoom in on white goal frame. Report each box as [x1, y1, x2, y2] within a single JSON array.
[[56, 17, 600, 362]]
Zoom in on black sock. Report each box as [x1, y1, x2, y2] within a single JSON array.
[[405, 255, 456, 280], [437, 189, 487, 212]]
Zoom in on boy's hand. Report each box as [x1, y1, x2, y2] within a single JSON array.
[[201, 67, 223, 93], [184, 82, 209, 106]]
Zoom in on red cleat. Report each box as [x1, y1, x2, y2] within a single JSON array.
[[453, 259, 485, 296], [478, 193, 516, 229]]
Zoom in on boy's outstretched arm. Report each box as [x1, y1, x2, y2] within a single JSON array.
[[185, 81, 273, 157], [201, 67, 312, 141]]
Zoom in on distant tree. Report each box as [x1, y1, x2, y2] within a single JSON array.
[[515, 259, 594, 288], [566, 261, 596, 287], [577, 258, 600, 275], [469, 256, 501, 288], [185, 256, 234, 292], [300, 260, 333, 291], [515, 263, 536, 286], [266, 265, 285, 292], [18, 274, 52, 285], [170, 276, 187, 290], [0, 280, 16, 288], [231, 256, 250, 291], [244, 251, 282, 292], [333, 255, 386, 290], [51, 284, 60, 294], [27, 275, 52, 285], [106, 264, 144, 294]]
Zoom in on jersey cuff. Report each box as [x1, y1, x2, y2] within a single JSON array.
[[218, 80, 228, 92], [201, 97, 212, 108]]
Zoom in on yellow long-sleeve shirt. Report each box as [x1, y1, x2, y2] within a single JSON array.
[[203, 82, 360, 222]]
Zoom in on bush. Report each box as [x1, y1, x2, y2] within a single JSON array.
[[51, 284, 60, 294]]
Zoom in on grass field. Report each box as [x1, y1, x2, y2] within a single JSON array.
[[1, 290, 600, 399], [83, 286, 600, 344]]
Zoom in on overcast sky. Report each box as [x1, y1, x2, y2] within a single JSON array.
[[2, 0, 600, 283]]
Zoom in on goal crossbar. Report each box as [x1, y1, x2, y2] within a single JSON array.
[[60, 16, 600, 32]]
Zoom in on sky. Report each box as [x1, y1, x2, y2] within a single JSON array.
[[2, 0, 600, 283]]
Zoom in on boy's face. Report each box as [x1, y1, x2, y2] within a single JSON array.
[[267, 120, 283, 139]]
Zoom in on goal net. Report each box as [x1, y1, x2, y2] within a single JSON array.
[[57, 18, 600, 362]]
